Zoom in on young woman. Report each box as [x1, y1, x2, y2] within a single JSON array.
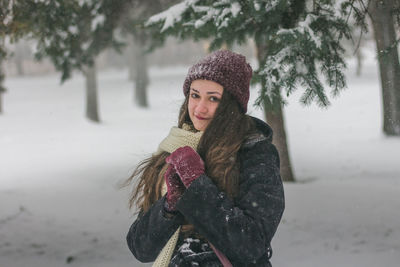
[[125, 50, 285, 267]]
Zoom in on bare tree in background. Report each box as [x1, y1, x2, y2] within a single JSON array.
[[83, 61, 100, 122], [0, 37, 5, 114], [120, 0, 179, 108], [0, 0, 27, 114], [131, 31, 150, 107], [13, 40, 31, 76]]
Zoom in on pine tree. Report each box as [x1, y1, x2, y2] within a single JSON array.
[[1, 1, 11, 113], [12, 0, 133, 122], [1, 0, 34, 114], [146, 0, 351, 182]]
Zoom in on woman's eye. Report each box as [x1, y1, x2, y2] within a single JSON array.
[[191, 93, 199, 98], [210, 96, 220, 102]]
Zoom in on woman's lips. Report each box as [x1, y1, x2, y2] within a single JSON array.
[[195, 115, 206, 120]]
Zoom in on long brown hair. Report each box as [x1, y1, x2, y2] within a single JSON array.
[[124, 89, 255, 214]]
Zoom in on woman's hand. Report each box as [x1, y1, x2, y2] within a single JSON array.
[[166, 146, 205, 188], [164, 164, 185, 211]]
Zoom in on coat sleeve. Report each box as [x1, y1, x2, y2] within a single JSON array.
[[126, 195, 184, 262], [175, 140, 285, 264]]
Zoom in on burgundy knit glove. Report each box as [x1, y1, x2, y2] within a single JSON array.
[[164, 164, 185, 211], [165, 146, 205, 188]]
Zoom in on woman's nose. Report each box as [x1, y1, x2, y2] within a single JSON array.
[[195, 100, 208, 114]]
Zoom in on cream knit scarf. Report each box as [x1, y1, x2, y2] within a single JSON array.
[[152, 124, 202, 267]]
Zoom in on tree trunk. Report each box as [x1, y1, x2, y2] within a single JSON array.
[[356, 46, 362, 77], [132, 34, 149, 107], [0, 92, 2, 114], [0, 39, 5, 114], [14, 42, 25, 76], [0, 69, 4, 114], [127, 38, 136, 81], [369, 0, 400, 135], [255, 39, 295, 182], [83, 62, 100, 122], [263, 101, 295, 182]]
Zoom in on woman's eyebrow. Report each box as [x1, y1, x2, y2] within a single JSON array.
[[207, 91, 222, 95], [190, 88, 222, 95]]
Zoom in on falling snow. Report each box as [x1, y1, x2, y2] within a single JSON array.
[[0, 46, 399, 267]]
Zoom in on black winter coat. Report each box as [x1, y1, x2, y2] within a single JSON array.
[[127, 117, 285, 266]]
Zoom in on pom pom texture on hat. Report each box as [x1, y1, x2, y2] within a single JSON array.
[[183, 50, 252, 113]]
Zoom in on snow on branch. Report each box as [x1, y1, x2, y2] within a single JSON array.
[[146, 0, 200, 32], [2, 0, 14, 26], [257, 7, 348, 108], [146, 0, 243, 32], [277, 14, 321, 48], [91, 14, 105, 31]]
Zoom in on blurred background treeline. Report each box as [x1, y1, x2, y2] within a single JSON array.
[[2, 37, 210, 76]]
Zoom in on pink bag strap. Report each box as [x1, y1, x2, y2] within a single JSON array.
[[209, 243, 233, 267]]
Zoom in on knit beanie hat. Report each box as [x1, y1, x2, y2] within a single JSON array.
[[183, 50, 252, 113]]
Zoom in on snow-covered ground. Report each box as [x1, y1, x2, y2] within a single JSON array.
[[1, 47, 399, 267]]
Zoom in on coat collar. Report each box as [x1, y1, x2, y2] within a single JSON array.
[[242, 116, 273, 148], [251, 116, 273, 142]]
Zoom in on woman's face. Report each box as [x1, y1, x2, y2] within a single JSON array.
[[188, 79, 224, 131]]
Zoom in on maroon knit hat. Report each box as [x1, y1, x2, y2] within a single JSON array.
[[183, 50, 252, 113]]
